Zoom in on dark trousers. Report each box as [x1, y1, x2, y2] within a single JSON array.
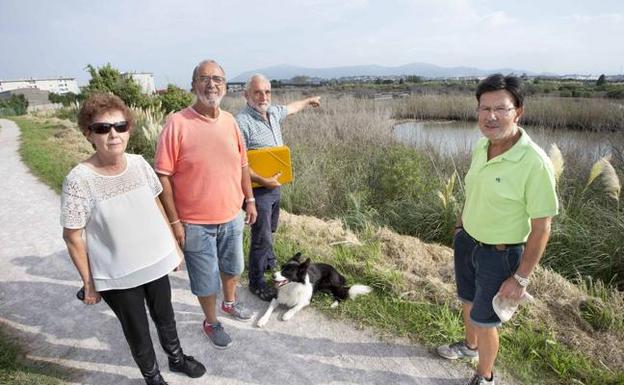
[[248, 186, 281, 288], [100, 274, 183, 379]]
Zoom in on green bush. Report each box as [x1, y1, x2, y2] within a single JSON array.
[[579, 298, 615, 331], [157, 84, 193, 113], [0, 94, 29, 115], [48, 92, 81, 106], [606, 85, 624, 99], [368, 145, 431, 204]]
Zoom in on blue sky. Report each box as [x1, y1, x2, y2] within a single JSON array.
[[1, 0, 623, 88]]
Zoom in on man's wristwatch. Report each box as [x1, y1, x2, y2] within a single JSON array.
[[513, 273, 530, 287]]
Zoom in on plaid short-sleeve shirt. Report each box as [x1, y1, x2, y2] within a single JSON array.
[[236, 104, 288, 150]]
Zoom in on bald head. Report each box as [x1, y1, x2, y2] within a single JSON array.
[[192, 59, 225, 83]]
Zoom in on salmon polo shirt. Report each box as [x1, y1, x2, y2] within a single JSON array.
[[154, 107, 248, 224], [462, 127, 559, 244]]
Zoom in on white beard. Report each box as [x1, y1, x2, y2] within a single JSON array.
[[197, 92, 223, 108], [251, 102, 270, 113]]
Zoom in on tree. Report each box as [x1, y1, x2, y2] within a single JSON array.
[[49, 92, 81, 106], [405, 75, 422, 83], [82, 63, 151, 108], [157, 84, 193, 113], [596, 74, 606, 87], [290, 75, 309, 85]]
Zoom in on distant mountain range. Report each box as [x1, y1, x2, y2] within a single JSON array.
[[230, 63, 556, 82]]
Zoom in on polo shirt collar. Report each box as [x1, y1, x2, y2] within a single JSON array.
[[244, 103, 270, 122], [481, 126, 530, 163]]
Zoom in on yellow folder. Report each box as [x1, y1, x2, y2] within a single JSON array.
[[247, 146, 293, 188]]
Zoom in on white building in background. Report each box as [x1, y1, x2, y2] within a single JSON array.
[[122, 72, 156, 94], [0, 77, 79, 94]]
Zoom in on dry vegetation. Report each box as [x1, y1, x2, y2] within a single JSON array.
[[277, 211, 624, 375]]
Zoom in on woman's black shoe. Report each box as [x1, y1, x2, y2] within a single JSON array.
[[168, 355, 206, 378], [144, 373, 168, 385]]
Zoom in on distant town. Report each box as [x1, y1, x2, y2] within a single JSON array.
[[2, 70, 624, 112]]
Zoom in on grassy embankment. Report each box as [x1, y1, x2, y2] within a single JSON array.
[[8, 91, 624, 385]]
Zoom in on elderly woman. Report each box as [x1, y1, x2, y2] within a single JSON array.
[[61, 93, 205, 385], [437, 75, 558, 385]]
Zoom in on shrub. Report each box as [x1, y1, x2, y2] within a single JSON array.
[[368, 145, 431, 205], [0, 94, 28, 115], [157, 84, 193, 113]]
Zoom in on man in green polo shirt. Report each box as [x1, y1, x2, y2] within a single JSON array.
[[437, 74, 558, 385]]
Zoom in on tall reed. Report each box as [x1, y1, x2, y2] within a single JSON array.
[[394, 94, 624, 132]]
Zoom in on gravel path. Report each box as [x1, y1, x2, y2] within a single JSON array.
[[0, 118, 472, 385]]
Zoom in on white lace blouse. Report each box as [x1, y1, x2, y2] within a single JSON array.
[[61, 154, 178, 291]]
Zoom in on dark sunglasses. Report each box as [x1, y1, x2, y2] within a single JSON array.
[[89, 121, 130, 134]]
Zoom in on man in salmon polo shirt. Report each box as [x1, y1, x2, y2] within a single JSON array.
[[155, 59, 258, 350]]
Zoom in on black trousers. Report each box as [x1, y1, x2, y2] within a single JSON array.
[[100, 274, 183, 379]]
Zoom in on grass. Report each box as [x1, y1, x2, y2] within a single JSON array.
[[0, 326, 68, 385], [11, 116, 92, 192], [269, 218, 624, 385]]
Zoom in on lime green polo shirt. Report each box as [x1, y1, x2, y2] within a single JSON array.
[[462, 127, 559, 244]]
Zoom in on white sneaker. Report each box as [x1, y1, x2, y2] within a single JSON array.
[[467, 373, 495, 384], [437, 340, 478, 359]]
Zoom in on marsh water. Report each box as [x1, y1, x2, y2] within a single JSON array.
[[394, 120, 616, 162]]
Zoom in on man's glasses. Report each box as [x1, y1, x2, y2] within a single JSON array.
[[89, 121, 130, 134], [196, 75, 226, 85], [477, 106, 517, 116]]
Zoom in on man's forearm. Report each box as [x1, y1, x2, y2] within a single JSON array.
[[248, 167, 266, 185], [515, 217, 552, 278], [286, 96, 319, 115], [241, 166, 254, 199]]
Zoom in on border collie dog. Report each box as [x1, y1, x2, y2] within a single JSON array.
[[256, 252, 372, 327]]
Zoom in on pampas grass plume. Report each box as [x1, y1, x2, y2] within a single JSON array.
[[548, 143, 564, 184]]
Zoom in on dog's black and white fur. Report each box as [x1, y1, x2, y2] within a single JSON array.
[[256, 252, 372, 327]]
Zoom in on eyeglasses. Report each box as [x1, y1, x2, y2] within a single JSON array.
[[196, 75, 226, 85], [477, 106, 517, 116], [89, 121, 130, 134]]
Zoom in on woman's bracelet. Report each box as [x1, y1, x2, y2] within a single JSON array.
[[454, 225, 463, 230], [169, 219, 181, 225], [245, 197, 256, 203]]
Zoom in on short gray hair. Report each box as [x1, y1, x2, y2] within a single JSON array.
[[192, 59, 226, 82], [245, 73, 270, 91]]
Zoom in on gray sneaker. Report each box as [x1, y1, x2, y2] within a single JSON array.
[[467, 373, 495, 385], [221, 301, 254, 322], [437, 340, 479, 360], [202, 321, 232, 349]]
